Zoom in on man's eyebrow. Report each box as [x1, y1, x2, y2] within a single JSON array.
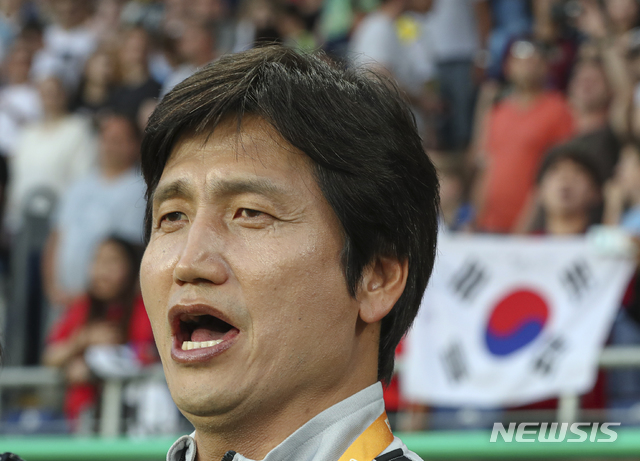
[[152, 179, 193, 206], [207, 177, 291, 200], [153, 177, 293, 206]]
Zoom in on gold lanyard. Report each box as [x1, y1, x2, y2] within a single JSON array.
[[336, 412, 394, 461]]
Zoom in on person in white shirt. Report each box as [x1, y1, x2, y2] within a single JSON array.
[[0, 43, 42, 157], [350, 0, 439, 141], [424, 0, 490, 149], [160, 20, 217, 98], [5, 76, 95, 234], [349, 0, 406, 73], [30, 0, 97, 91], [42, 114, 145, 307]]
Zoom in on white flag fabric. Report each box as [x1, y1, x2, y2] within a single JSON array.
[[401, 235, 636, 407]]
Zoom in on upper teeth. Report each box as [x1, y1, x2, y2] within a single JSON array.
[[181, 340, 223, 351]]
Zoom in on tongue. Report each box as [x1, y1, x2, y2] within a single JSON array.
[[191, 328, 226, 342]]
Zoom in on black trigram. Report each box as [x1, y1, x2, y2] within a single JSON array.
[[533, 337, 565, 375], [441, 342, 468, 383], [450, 260, 488, 301], [561, 259, 592, 301]]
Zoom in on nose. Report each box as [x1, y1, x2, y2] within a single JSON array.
[[173, 214, 229, 286]]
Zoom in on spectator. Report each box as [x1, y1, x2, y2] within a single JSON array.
[[350, 0, 437, 140], [565, 1, 636, 177], [349, 0, 406, 75], [532, 0, 579, 91], [605, 0, 640, 37], [70, 45, 120, 119], [566, 56, 628, 179], [109, 26, 161, 121], [474, 39, 574, 233], [484, 0, 532, 81], [87, 0, 128, 46], [431, 151, 474, 232], [5, 75, 96, 233], [521, 143, 608, 410], [0, 41, 42, 157], [424, 0, 490, 149], [186, 0, 235, 54], [42, 114, 145, 306], [233, 0, 282, 53], [160, 20, 217, 97], [534, 143, 604, 235], [42, 236, 155, 424], [161, 0, 189, 38], [30, 0, 97, 91]]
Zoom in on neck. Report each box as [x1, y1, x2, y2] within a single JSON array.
[[572, 108, 607, 134], [510, 87, 543, 108], [545, 211, 589, 235]]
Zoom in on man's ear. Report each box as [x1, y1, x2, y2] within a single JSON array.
[[358, 256, 409, 324]]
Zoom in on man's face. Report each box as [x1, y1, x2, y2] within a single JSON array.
[[141, 118, 361, 426]]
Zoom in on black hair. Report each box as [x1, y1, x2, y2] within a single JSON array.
[[537, 142, 607, 188], [140, 45, 440, 383]]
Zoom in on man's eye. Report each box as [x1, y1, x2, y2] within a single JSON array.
[[234, 208, 265, 219], [160, 211, 187, 225]]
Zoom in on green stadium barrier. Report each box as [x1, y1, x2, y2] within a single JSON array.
[[1, 428, 640, 460]]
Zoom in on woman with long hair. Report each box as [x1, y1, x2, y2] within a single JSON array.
[[43, 236, 156, 425]]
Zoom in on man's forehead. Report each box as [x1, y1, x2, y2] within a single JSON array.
[[154, 116, 319, 200], [166, 116, 303, 167]]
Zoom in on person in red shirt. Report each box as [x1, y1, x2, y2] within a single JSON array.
[[475, 39, 574, 233], [43, 236, 155, 424]]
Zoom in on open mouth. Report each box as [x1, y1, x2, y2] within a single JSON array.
[[175, 313, 238, 351]]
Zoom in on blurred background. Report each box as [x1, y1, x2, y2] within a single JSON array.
[[1, 0, 640, 458]]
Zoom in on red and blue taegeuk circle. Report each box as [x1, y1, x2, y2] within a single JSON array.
[[485, 289, 550, 357]]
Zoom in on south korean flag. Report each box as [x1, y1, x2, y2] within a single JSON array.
[[401, 234, 636, 407]]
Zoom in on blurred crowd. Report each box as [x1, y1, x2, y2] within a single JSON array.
[[1, 0, 640, 433]]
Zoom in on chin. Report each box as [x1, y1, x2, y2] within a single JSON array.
[[175, 393, 232, 418], [170, 380, 245, 418]]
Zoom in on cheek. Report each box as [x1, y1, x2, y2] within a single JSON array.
[[140, 242, 179, 333], [539, 182, 554, 205], [237, 228, 353, 341]]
